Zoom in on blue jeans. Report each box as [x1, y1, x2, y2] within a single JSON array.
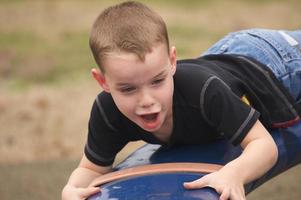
[[202, 29, 301, 104]]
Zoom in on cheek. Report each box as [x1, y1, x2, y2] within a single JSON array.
[[112, 94, 135, 116], [158, 79, 174, 105]]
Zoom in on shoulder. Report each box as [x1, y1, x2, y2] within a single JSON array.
[[96, 91, 119, 116], [86, 92, 132, 166], [176, 58, 214, 79], [174, 58, 218, 106], [90, 91, 125, 132]]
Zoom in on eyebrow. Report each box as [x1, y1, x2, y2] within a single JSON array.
[[116, 69, 167, 87], [152, 70, 167, 80]]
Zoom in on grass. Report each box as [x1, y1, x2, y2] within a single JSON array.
[[168, 25, 223, 58], [0, 159, 77, 200], [0, 30, 93, 89]]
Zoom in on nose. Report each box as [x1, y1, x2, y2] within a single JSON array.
[[139, 89, 155, 108]]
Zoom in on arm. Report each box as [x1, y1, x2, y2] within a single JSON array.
[[61, 154, 112, 200], [184, 120, 278, 200]]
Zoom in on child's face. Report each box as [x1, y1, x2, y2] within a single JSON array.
[[92, 44, 176, 133]]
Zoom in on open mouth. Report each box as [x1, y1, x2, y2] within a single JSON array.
[[141, 113, 159, 122], [138, 111, 161, 130]]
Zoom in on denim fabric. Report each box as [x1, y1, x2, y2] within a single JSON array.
[[202, 29, 301, 104]]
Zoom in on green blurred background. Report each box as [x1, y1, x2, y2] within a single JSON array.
[[1, 0, 301, 199]]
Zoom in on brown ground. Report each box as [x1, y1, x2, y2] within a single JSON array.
[[1, 0, 301, 199]]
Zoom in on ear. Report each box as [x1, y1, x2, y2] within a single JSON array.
[[169, 46, 177, 75], [91, 68, 110, 92]]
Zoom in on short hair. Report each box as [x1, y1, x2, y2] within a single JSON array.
[[89, 1, 170, 72]]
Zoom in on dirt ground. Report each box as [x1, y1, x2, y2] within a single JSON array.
[[1, 0, 301, 199]]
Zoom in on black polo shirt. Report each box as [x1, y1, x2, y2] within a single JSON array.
[[85, 54, 301, 166]]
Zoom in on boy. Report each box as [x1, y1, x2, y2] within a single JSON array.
[[62, 1, 301, 200]]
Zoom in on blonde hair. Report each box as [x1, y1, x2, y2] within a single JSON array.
[[89, 1, 170, 72]]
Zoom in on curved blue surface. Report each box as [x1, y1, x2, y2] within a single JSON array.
[[88, 173, 219, 200], [88, 120, 301, 199]]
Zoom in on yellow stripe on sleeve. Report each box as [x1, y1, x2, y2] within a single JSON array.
[[241, 94, 250, 105]]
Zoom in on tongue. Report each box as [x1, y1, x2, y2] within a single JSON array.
[[142, 113, 157, 121]]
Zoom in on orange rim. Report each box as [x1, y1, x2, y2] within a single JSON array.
[[89, 162, 223, 187]]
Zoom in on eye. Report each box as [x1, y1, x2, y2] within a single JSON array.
[[151, 78, 165, 86], [119, 87, 136, 94]]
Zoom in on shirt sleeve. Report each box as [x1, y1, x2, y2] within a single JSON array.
[[84, 99, 129, 166], [200, 76, 260, 145]]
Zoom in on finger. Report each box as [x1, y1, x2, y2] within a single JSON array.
[[230, 187, 246, 200], [183, 177, 208, 189], [239, 187, 246, 200], [79, 187, 101, 198], [219, 188, 230, 200]]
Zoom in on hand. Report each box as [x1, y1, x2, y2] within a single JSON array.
[[183, 169, 246, 200], [62, 184, 101, 200]]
